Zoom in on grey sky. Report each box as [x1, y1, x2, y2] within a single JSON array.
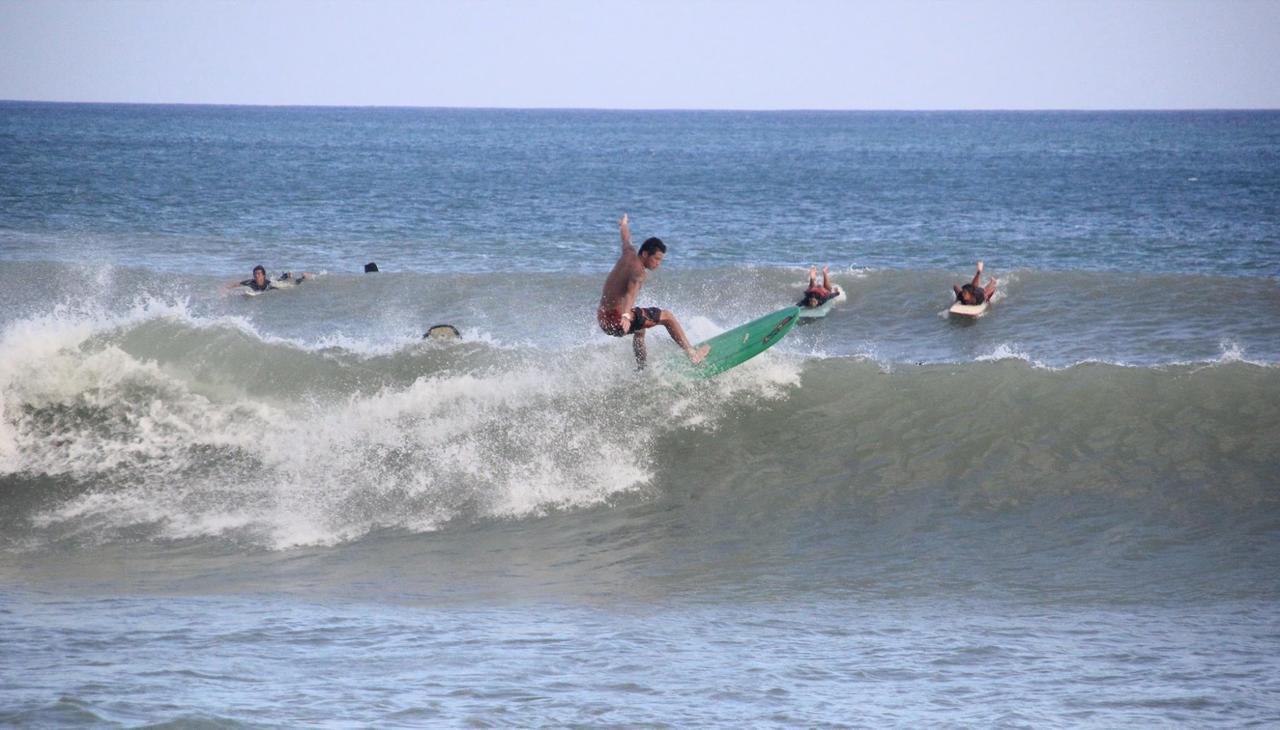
[[1, 0, 1277, 109]]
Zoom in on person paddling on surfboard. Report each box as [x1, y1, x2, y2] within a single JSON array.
[[226, 264, 311, 292], [798, 265, 839, 308], [953, 261, 997, 306], [597, 213, 709, 368]]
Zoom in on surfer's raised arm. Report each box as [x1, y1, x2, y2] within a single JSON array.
[[953, 260, 997, 306], [619, 213, 634, 255]]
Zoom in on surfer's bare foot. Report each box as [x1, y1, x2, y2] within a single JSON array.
[[688, 344, 710, 365], [977, 260, 984, 273]]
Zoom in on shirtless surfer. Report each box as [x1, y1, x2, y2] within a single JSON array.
[[953, 261, 998, 306], [597, 214, 709, 367]]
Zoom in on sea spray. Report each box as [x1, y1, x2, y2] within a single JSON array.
[[0, 299, 804, 549]]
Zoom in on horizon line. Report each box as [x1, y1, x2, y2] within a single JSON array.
[[2, 98, 1277, 114]]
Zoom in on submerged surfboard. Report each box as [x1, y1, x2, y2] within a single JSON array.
[[677, 305, 801, 378], [948, 300, 990, 318], [797, 285, 846, 320]]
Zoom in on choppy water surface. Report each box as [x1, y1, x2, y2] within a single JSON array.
[[1, 103, 1278, 726]]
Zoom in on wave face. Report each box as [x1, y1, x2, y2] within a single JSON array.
[[0, 291, 813, 551], [0, 102, 1277, 602], [1, 289, 1276, 603]]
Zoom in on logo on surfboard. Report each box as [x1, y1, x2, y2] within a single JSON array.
[[761, 314, 795, 345]]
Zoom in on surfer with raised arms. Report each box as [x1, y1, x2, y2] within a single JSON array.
[[954, 260, 997, 306], [597, 213, 709, 368]]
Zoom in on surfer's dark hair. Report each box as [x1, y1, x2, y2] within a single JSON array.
[[252, 265, 266, 275], [639, 237, 666, 256]]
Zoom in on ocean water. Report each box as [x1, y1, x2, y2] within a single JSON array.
[[1, 102, 1278, 726]]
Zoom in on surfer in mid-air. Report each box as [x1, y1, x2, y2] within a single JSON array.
[[597, 213, 709, 368], [953, 260, 997, 306]]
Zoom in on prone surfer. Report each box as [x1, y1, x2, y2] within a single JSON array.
[[227, 265, 311, 292], [954, 261, 997, 306], [597, 214, 709, 368], [799, 265, 839, 308]]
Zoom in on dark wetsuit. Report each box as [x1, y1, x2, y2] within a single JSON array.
[[240, 279, 277, 292], [240, 272, 302, 292]]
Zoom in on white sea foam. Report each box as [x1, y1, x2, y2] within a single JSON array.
[[1214, 340, 1267, 366], [975, 343, 1052, 369], [6, 301, 806, 548], [9, 351, 660, 547], [1178, 340, 1274, 372]]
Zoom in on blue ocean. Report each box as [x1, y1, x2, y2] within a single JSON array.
[[1, 102, 1278, 726]]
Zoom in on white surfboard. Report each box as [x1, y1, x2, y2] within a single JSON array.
[[797, 285, 847, 319], [948, 299, 990, 318]]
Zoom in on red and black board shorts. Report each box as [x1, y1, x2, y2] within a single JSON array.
[[599, 307, 662, 337]]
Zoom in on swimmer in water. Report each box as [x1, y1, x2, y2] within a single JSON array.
[[227, 265, 310, 292]]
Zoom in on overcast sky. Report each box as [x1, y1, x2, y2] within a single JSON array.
[[1, 0, 1277, 110]]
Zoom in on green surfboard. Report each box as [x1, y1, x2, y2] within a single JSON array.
[[678, 305, 802, 378]]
